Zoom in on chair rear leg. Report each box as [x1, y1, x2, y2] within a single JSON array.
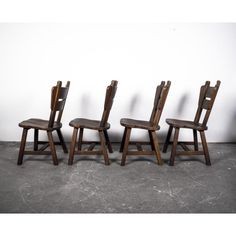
[[121, 128, 131, 166], [17, 128, 28, 165], [99, 131, 110, 165], [169, 128, 179, 166], [150, 131, 163, 165], [103, 130, 113, 153], [77, 128, 84, 151], [68, 128, 78, 165], [148, 131, 155, 151], [193, 129, 199, 151], [200, 131, 211, 166], [57, 129, 68, 153], [47, 131, 58, 165], [34, 129, 38, 151], [119, 127, 127, 153], [163, 125, 173, 153]]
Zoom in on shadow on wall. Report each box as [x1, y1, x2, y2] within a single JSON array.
[[226, 109, 236, 142], [175, 93, 190, 116], [129, 93, 141, 115]]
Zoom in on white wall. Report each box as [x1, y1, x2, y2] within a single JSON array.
[[0, 23, 235, 142]]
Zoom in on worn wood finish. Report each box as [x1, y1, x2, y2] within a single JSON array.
[[47, 131, 58, 165], [164, 81, 221, 166], [68, 80, 118, 165], [17, 81, 70, 165], [120, 81, 171, 166], [103, 130, 113, 153], [77, 128, 84, 151], [68, 128, 78, 165]]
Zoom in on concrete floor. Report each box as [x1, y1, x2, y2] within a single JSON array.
[[0, 142, 235, 213]]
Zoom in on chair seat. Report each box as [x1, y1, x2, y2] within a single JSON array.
[[69, 118, 110, 130], [19, 118, 62, 130], [166, 118, 207, 131], [120, 118, 160, 130]]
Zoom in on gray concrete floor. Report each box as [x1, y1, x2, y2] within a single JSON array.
[[0, 142, 235, 213]]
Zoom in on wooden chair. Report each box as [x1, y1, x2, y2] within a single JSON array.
[[120, 81, 171, 166], [68, 80, 118, 166], [163, 81, 221, 166], [17, 81, 70, 166]]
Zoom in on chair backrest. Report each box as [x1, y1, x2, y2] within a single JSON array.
[[100, 80, 118, 127], [149, 81, 171, 128], [48, 81, 70, 128], [194, 80, 221, 127]]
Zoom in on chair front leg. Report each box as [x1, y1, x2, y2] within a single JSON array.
[[34, 129, 38, 151], [47, 131, 58, 165], [99, 131, 110, 165], [200, 131, 211, 166], [57, 129, 68, 153], [103, 130, 113, 153], [17, 128, 28, 165], [150, 131, 163, 165], [163, 125, 173, 153], [77, 128, 84, 151], [68, 128, 78, 165], [121, 128, 131, 166], [193, 129, 199, 151], [148, 131, 155, 151], [169, 128, 179, 166], [119, 127, 127, 153]]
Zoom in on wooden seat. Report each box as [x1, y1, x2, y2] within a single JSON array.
[[17, 81, 70, 166], [19, 119, 62, 130], [68, 80, 118, 166], [120, 81, 171, 166], [120, 118, 160, 130], [163, 81, 221, 166], [69, 118, 110, 130], [166, 119, 207, 131]]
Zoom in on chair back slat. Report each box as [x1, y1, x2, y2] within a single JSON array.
[[48, 81, 70, 128], [150, 81, 171, 128], [100, 80, 118, 127], [194, 80, 220, 127]]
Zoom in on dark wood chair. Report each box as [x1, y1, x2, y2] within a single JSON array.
[[163, 81, 221, 166], [120, 81, 171, 166], [17, 81, 70, 166], [68, 80, 118, 166]]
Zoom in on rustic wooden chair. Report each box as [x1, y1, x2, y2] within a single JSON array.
[[68, 80, 118, 166], [120, 81, 171, 166], [163, 81, 221, 166], [17, 81, 70, 166]]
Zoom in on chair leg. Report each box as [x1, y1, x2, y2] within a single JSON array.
[[200, 131, 211, 166], [121, 128, 131, 166], [17, 128, 28, 165], [103, 130, 113, 153], [169, 128, 180, 166], [99, 131, 110, 165], [57, 129, 68, 153], [34, 129, 38, 151], [119, 127, 127, 153], [193, 129, 199, 151], [78, 128, 84, 151], [148, 131, 155, 151], [150, 131, 163, 165], [47, 131, 58, 165], [163, 125, 173, 153], [68, 128, 78, 165]]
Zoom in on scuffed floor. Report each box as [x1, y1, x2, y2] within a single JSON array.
[[0, 142, 235, 213]]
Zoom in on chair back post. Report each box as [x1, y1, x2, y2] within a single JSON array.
[[194, 80, 221, 127], [150, 81, 171, 128], [48, 81, 70, 128], [100, 80, 118, 127]]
